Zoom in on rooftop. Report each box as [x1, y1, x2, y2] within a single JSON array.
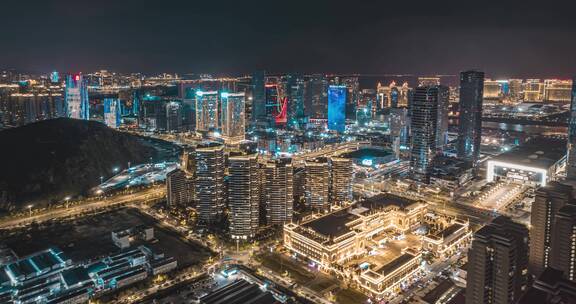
[[302, 209, 359, 239], [200, 279, 280, 304], [490, 137, 566, 170], [375, 252, 417, 276], [360, 193, 420, 211]]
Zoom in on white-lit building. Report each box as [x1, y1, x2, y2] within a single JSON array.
[[220, 92, 245, 144]]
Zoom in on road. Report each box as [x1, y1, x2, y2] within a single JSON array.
[[0, 187, 166, 229]]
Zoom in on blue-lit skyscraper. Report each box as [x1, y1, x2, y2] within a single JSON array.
[[50, 71, 59, 83], [132, 91, 140, 117], [65, 74, 89, 120], [567, 77, 576, 180], [195, 91, 219, 132], [103, 98, 121, 128], [221, 92, 246, 143], [327, 85, 346, 132], [457, 70, 484, 166]]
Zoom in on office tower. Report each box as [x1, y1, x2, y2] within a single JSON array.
[[263, 158, 293, 225], [466, 216, 529, 304], [529, 182, 574, 277], [132, 91, 140, 117], [286, 73, 305, 128], [305, 158, 330, 210], [305, 74, 328, 119], [50, 71, 59, 83], [567, 77, 576, 180], [65, 74, 89, 120], [457, 70, 484, 166], [330, 157, 353, 204], [195, 91, 219, 132], [517, 268, 576, 304], [436, 85, 449, 151], [181, 147, 195, 175], [410, 86, 439, 183], [103, 98, 121, 128], [228, 154, 260, 240], [418, 77, 440, 87], [166, 169, 193, 207], [341, 77, 359, 119], [220, 92, 245, 143], [550, 203, 576, 282], [327, 85, 346, 132], [251, 71, 266, 124], [166, 101, 182, 131], [195, 143, 225, 224]]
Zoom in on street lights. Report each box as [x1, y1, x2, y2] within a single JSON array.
[[64, 196, 71, 209], [27, 205, 33, 217]]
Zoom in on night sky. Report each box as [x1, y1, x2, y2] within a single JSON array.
[[2, 0, 576, 78]]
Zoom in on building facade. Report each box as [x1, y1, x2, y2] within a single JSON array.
[[457, 70, 484, 166], [263, 158, 293, 226], [220, 92, 245, 143], [327, 85, 347, 132], [65, 74, 89, 120], [195, 143, 225, 224], [410, 86, 439, 183], [195, 91, 219, 132], [228, 154, 260, 240]]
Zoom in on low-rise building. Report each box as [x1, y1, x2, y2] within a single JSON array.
[[422, 219, 472, 258]]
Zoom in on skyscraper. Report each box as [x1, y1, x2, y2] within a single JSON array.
[[220, 92, 245, 144], [550, 203, 576, 282], [181, 147, 195, 175], [251, 71, 266, 125], [263, 158, 293, 226], [410, 86, 439, 183], [304, 74, 328, 119], [195, 91, 219, 132], [435, 85, 450, 152], [166, 169, 193, 207], [305, 158, 330, 210], [567, 77, 576, 180], [195, 143, 225, 224], [166, 101, 182, 132], [65, 74, 89, 120], [286, 73, 305, 128], [466, 216, 529, 304], [330, 157, 353, 204], [327, 85, 346, 132], [103, 98, 121, 128], [457, 70, 484, 166], [529, 182, 574, 278], [228, 154, 260, 240]]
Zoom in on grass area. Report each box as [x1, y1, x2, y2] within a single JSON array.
[[335, 287, 368, 304], [258, 252, 314, 283]]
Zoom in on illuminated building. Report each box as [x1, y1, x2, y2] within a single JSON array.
[[195, 143, 225, 224], [466, 216, 529, 304], [195, 91, 219, 132], [166, 101, 182, 131], [483, 79, 503, 99], [50, 71, 59, 83], [251, 71, 266, 125], [376, 82, 391, 109], [486, 137, 566, 187], [422, 219, 471, 258], [435, 85, 450, 152], [544, 79, 572, 102], [509, 79, 523, 101], [228, 154, 260, 240], [327, 85, 346, 132], [568, 77, 576, 180], [550, 203, 576, 282], [285, 73, 305, 128], [220, 92, 245, 143], [305, 158, 330, 210], [103, 98, 121, 128], [330, 157, 353, 204], [304, 74, 328, 119], [263, 158, 293, 225], [390, 86, 399, 108], [410, 86, 439, 183], [457, 70, 484, 166], [181, 147, 195, 175], [65, 74, 89, 120], [283, 194, 426, 294], [418, 77, 441, 87], [529, 182, 573, 278], [388, 108, 410, 156], [132, 91, 140, 117], [523, 79, 545, 102], [166, 169, 193, 207], [341, 77, 359, 119]]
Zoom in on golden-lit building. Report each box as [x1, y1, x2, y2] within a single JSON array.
[[422, 218, 471, 258], [544, 79, 572, 103]]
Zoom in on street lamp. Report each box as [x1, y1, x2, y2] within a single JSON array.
[[64, 196, 71, 208], [27, 205, 33, 217]]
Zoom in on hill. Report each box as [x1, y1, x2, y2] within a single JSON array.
[[0, 118, 177, 210]]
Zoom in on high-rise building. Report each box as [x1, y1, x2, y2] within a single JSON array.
[[166, 169, 193, 207], [263, 158, 293, 226], [523, 79, 545, 102], [550, 203, 576, 282], [457, 70, 484, 166], [436, 85, 450, 152], [181, 148, 195, 175], [341, 77, 359, 119], [388, 108, 410, 157], [166, 101, 182, 132], [305, 158, 330, 210], [195, 143, 225, 224], [304, 74, 328, 119], [466, 216, 529, 304], [228, 154, 260, 240], [410, 86, 439, 183], [65, 74, 89, 120], [286, 73, 305, 128], [103, 98, 121, 128], [220, 92, 245, 143], [567, 77, 576, 180], [327, 85, 346, 132], [330, 157, 353, 204], [544, 79, 572, 102], [251, 71, 266, 125], [195, 91, 219, 132], [517, 268, 576, 304], [483, 79, 503, 99], [508, 79, 523, 101], [50, 71, 59, 83], [529, 182, 574, 278]]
